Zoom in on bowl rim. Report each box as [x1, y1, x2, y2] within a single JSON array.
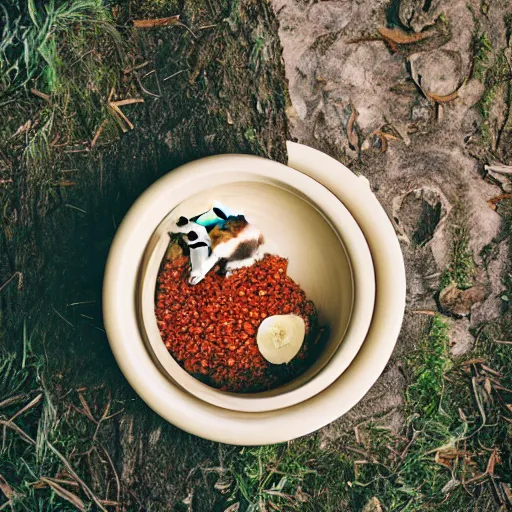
[[137, 165, 376, 412], [103, 143, 406, 445]]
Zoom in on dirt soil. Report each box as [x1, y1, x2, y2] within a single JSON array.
[[273, 0, 511, 441]]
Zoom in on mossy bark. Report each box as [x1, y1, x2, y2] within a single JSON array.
[[0, 0, 288, 507]]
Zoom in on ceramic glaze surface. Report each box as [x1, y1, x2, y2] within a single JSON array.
[[139, 169, 375, 412], [103, 143, 406, 444]]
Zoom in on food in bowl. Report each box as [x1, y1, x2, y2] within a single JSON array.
[[154, 203, 328, 393]]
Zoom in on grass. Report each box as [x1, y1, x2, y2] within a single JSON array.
[[473, 17, 512, 148], [1, 0, 127, 172], [440, 225, 476, 290], [472, 32, 493, 82], [222, 306, 512, 511], [0, 328, 124, 511]]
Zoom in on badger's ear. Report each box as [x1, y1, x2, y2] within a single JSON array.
[[187, 231, 198, 241], [213, 207, 228, 220], [176, 216, 188, 227]]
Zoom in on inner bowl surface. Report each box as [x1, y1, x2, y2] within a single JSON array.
[[139, 168, 375, 412]]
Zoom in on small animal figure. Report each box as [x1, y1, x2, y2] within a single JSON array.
[[191, 201, 240, 231], [189, 215, 264, 285], [170, 216, 211, 276]]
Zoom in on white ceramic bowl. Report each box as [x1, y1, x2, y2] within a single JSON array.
[[138, 164, 375, 412], [103, 143, 406, 444]]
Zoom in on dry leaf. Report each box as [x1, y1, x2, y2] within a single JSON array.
[[488, 193, 512, 210], [484, 377, 492, 395], [347, 105, 359, 150], [435, 447, 459, 469], [224, 503, 240, 512], [439, 283, 487, 317], [133, 16, 180, 28], [428, 90, 459, 103], [362, 496, 383, 512], [39, 478, 86, 511], [0, 474, 14, 499], [485, 449, 500, 476], [378, 26, 432, 47]]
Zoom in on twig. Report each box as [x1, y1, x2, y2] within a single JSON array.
[[135, 74, 160, 98], [485, 164, 512, 175], [64, 204, 87, 214], [52, 307, 74, 327], [108, 103, 134, 131], [110, 98, 144, 107], [77, 393, 97, 424], [410, 309, 436, 316], [0, 394, 27, 410], [177, 21, 198, 40], [495, 340, 512, 345], [8, 393, 42, 423], [101, 445, 121, 506], [46, 441, 108, 512], [30, 88, 51, 102], [0, 272, 23, 294], [38, 477, 86, 511], [0, 420, 36, 445], [163, 69, 189, 81], [124, 61, 150, 74], [133, 16, 180, 28], [401, 431, 419, 461], [91, 119, 108, 148]]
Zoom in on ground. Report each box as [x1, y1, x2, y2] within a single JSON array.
[[0, 0, 511, 511]]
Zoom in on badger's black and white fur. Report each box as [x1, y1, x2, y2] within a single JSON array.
[[170, 216, 211, 277], [189, 215, 264, 285], [170, 213, 264, 285]]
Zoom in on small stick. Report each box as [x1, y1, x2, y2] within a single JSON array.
[[124, 61, 150, 74], [0, 394, 27, 410], [46, 441, 108, 512], [495, 340, 512, 345], [8, 393, 42, 423], [91, 119, 108, 147], [133, 16, 180, 28], [485, 164, 512, 175], [30, 88, 51, 102], [0, 272, 23, 294], [110, 98, 144, 107], [163, 69, 189, 81], [410, 309, 436, 316]]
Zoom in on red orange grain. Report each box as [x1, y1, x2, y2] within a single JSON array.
[[155, 254, 320, 393]]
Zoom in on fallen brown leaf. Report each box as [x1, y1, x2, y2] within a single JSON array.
[[0, 474, 14, 499], [362, 496, 383, 512], [488, 193, 512, 210], [347, 105, 359, 150], [485, 449, 500, 476], [484, 377, 492, 395], [428, 90, 459, 103], [439, 283, 487, 317], [378, 26, 432, 50]]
